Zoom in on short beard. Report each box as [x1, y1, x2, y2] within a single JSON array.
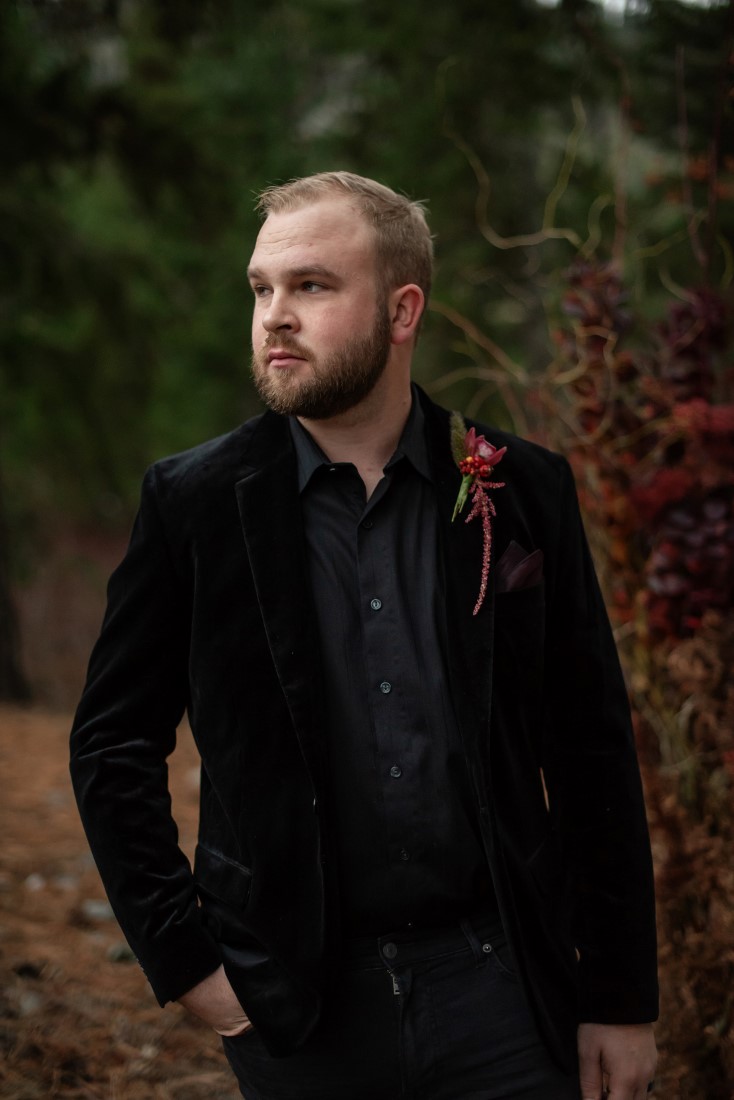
[[251, 304, 393, 420]]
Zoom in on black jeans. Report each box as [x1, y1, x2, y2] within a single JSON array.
[[222, 914, 581, 1100]]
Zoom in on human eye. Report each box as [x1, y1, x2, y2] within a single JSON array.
[[301, 280, 326, 293], [252, 284, 271, 298]]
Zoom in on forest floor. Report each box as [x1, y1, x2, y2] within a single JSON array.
[[0, 705, 239, 1100]]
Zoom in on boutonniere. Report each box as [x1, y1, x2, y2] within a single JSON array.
[[450, 412, 507, 616]]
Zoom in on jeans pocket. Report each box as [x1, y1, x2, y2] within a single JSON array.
[[485, 932, 519, 981]]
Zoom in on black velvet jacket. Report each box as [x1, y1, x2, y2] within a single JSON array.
[[69, 388, 658, 1069]]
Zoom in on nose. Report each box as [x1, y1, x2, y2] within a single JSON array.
[[261, 290, 299, 335]]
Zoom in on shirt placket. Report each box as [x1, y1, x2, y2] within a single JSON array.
[[358, 486, 420, 870]]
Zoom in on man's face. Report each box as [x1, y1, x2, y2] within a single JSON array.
[[248, 198, 393, 420]]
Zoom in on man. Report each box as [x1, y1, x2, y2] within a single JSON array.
[[70, 172, 658, 1099]]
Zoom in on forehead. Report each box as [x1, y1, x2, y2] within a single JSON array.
[[249, 198, 377, 275]]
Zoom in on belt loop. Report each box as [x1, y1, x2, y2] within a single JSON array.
[[459, 918, 486, 968]]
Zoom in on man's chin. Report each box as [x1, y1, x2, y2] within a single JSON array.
[[258, 389, 361, 421], [252, 372, 306, 415]]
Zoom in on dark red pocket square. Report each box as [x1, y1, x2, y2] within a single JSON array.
[[495, 540, 544, 594]]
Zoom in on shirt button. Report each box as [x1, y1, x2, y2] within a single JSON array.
[[379, 681, 392, 694], [390, 765, 402, 778], [370, 598, 382, 611], [399, 848, 410, 861]]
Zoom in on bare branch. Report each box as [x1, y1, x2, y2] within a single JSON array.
[[428, 299, 529, 383], [582, 193, 615, 259], [437, 59, 583, 252], [630, 214, 706, 263]]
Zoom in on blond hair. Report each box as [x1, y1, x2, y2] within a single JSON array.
[[255, 171, 433, 305]]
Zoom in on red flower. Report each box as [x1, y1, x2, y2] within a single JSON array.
[[459, 428, 507, 479], [450, 416, 507, 615]]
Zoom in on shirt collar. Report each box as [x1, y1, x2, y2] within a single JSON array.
[[289, 383, 432, 493]]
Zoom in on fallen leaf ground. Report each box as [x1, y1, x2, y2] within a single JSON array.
[[0, 705, 239, 1100]]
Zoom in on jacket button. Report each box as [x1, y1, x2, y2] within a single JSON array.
[[379, 681, 392, 694], [382, 942, 397, 960]]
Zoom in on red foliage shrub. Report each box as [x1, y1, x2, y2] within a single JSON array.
[[549, 262, 734, 1096]]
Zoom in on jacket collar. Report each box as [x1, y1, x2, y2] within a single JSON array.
[[288, 382, 432, 493]]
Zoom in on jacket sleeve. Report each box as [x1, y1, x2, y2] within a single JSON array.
[[69, 465, 222, 1005], [543, 456, 659, 1024]]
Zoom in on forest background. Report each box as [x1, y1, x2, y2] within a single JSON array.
[[1, 0, 733, 1096]]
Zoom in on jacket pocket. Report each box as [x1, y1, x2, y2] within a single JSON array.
[[194, 844, 253, 943], [495, 578, 545, 612]]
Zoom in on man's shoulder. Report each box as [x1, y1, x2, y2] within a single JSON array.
[[470, 419, 566, 471], [146, 409, 287, 497], [419, 389, 568, 487], [466, 418, 570, 502]]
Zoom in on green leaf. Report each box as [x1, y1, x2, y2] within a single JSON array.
[[451, 474, 472, 522], [450, 410, 467, 467]]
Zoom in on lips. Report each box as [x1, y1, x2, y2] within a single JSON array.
[[266, 348, 307, 365]]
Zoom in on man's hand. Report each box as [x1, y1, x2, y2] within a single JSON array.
[[578, 1022, 657, 1100], [178, 964, 253, 1036]]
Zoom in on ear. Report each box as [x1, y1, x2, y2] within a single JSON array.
[[388, 284, 425, 346]]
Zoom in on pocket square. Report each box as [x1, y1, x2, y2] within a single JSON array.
[[495, 540, 544, 593]]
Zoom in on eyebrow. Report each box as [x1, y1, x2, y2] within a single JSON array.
[[246, 264, 342, 283]]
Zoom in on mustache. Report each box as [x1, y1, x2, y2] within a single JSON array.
[[261, 335, 311, 359]]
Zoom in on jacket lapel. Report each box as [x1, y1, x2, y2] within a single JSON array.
[[422, 394, 497, 748], [234, 413, 325, 780]]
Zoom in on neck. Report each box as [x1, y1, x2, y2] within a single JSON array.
[[297, 366, 413, 499]]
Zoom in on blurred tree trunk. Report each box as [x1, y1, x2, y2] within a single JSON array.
[[0, 473, 30, 702]]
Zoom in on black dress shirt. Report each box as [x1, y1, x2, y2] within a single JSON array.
[[291, 390, 494, 935]]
